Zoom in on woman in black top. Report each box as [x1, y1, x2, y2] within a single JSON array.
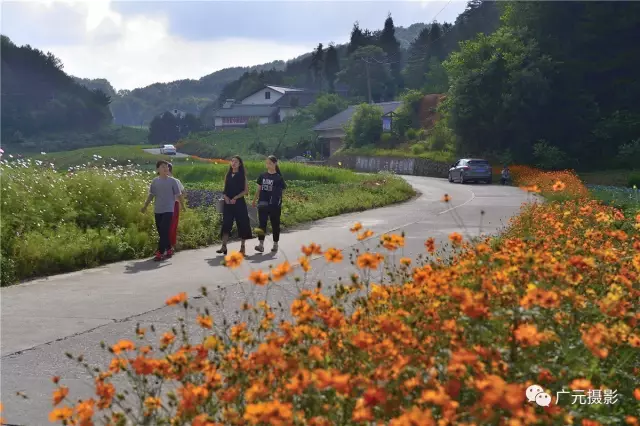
[[252, 155, 286, 253], [217, 155, 252, 255]]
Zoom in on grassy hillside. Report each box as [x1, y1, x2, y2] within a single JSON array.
[[1, 35, 112, 145], [8, 125, 149, 155], [178, 118, 318, 160], [73, 24, 429, 128], [31, 145, 199, 171]]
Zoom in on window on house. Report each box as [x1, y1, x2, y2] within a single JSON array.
[[265, 91, 271, 100]]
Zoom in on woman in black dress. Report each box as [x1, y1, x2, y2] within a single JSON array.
[[216, 155, 252, 255]]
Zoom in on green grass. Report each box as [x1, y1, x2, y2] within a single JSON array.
[[1, 150, 414, 285], [337, 146, 455, 163], [174, 162, 362, 184], [11, 125, 149, 154], [578, 169, 640, 187], [31, 145, 201, 171], [178, 118, 316, 159]]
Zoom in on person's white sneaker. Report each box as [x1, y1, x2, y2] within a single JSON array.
[[255, 242, 264, 253], [271, 242, 278, 253]]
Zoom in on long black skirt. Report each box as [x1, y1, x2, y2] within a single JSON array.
[[220, 198, 253, 240]]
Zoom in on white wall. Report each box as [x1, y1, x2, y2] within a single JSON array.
[[214, 116, 271, 127], [316, 128, 346, 139], [240, 88, 283, 105], [278, 107, 298, 122]]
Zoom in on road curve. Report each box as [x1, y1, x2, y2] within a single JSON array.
[[143, 148, 190, 158], [0, 176, 531, 425]]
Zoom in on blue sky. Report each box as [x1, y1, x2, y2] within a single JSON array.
[[1, 1, 467, 90]]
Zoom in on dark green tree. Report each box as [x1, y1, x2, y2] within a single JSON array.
[[378, 13, 403, 95], [306, 93, 348, 123], [443, 27, 556, 161], [347, 22, 375, 55], [323, 43, 340, 93], [309, 43, 325, 90], [344, 103, 384, 148], [338, 45, 394, 103], [148, 112, 180, 145], [0, 35, 112, 144]]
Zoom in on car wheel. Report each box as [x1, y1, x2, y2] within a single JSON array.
[[459, 173, 465, 184], [448, 173, 453, 183], [487, 177, 493, 184]]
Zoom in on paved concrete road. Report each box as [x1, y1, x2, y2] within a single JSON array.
[[0, 176, 531, 425], [143, 148, 189, 158]]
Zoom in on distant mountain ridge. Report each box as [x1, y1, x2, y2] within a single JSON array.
[[74, 23, 428, 126]]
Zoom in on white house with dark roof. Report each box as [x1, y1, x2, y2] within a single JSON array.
[[313, 101, 403, 156], [211, 85, 320, 128]]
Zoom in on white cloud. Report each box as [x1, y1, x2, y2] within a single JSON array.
[[5, 0, 312, 90]]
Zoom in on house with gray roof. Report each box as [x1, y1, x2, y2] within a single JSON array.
[[313, 101, 403, 156], [211, 84, 320, 128]]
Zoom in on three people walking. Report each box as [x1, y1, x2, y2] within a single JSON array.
[[252, 155, 286, 253], [143, 155, 286, 260]]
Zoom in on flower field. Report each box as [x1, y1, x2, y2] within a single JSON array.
[[0, 157, 414, 285], [31, 167, 639, 425]]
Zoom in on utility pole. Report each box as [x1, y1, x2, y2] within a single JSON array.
[[364, 61, 372, 104], [358, 53, 400, 104]]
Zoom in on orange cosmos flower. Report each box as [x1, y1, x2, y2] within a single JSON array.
[[442, 193, 451, 203], [569, 378, 593, 391], [249, 270, 269, 286], [350, 222, 363, 232], [196, 314, 213, 329], [425, 237, 436, 253], [224, 251, 244, 269], [357, 230, 374, 241], [634, 388, 640, 400], [299, 256, 311, 272], [52, 386, 69, 406], [324, 248, 343, 263], [74, 399, 95, 422], [144, 396, 162, 411], [301, 243, 322, 256], [271, 261, 293, 281], [552, 180, 566, 191], [357, 253, 380, 269], [400, 257, 411, 266], [160, 332, 175, 347], [514, 324, 545, 347], [111, 339, 135, 354], [166, 292, 187, 306], [449, 232, 463, 245], [48, 406, 73, 422]]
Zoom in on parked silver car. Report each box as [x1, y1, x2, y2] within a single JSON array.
[[448, 158, 492, 184]]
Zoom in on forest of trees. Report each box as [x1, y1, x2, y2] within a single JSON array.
[[441, 1, 640, 169], [147, 111, 203, 145], [1, 35, 112, 148], [210, 6, 499, 110], [4, 0, 639, 170]]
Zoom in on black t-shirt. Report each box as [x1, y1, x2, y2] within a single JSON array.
[[256, 172, 287, 206]]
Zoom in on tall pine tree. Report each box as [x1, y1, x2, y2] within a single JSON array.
[[348, 22, 368, 55], [378, 13, 403, 96], [323, 43, 340, 93], [309, 43, 325, 90], [403, 25, 431, 90]]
